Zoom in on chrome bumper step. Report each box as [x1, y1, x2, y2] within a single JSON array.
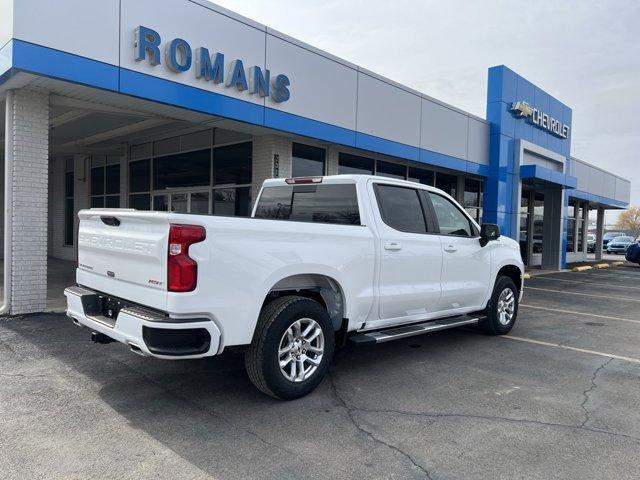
[[348, 314, 484, 346]]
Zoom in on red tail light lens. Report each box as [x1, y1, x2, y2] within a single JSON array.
[[167, 224, 206, 292]]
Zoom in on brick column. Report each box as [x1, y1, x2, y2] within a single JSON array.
[[251, 135, 292, 206], [5, 89, 50, 314], [326, 146, 339, 175]]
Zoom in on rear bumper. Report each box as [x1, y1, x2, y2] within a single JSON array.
[[64, 286, 221, 359]]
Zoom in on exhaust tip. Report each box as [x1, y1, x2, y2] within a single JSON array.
[[128, 343, 146, 356]]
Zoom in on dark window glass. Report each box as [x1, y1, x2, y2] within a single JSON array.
[[213, 186, 251, 217], [375, 184, 427, 234], [129, 194, 150, 210], [154, 149, 211, 190], [408, 168, 434, 186], [255, 184, 360, 225], [90, 196, 104, 208], [292, 143, 325, 177], [376, 161, 406, 179], [191, 191, 210, 214], [64, 198, 74, 246], [129, 159, 151, 193], [105, 195, 120, 208], [338, 153, 374, 175], [105, 164, 120, 195], [463, 178, 481, 207], [65, 171, 74, 197], [576, 203, 584, 252], [153, 195, 168, 212], [428, 192, 472, 236], [213, 142, 252, 185], [91, 167, 104, 196], [435, 172, 458, 198]]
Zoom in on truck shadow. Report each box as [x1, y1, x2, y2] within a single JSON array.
[[4, 312, 485, 479]]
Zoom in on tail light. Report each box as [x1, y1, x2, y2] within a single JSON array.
[[167, 224, 206, 292]]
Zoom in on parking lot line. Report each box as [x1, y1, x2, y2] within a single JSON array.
[[525, 286, 640, 303], [579, 270, 640, 280], [520, 304, 640, 325], [503, 336, 640, 364], [526, 276, 640, 291]]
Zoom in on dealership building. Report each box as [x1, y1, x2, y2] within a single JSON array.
[[0, 0, 631, 314]]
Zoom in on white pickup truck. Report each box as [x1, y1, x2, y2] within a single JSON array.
[[65, 174, 524, 399]]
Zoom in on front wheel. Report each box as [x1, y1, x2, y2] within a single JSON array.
[[245, 296, 335, 400], [479, 275, 519, 335]]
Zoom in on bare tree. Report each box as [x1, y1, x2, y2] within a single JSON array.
[[615, 206, 640, 238]]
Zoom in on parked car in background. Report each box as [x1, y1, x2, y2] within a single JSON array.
[[602, 232, 624, 250], [607, 236, 635, 254], [587, 233, 596, 253], [625, 241, 640, 264]]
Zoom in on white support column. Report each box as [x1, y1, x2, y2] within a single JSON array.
[[5, 89, 50, 314], [251, 135, 292, 206], [595, 207, 605, 261], [581, 202, 589, 254]]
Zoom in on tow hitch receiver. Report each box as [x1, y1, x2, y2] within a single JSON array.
[[91, 331, 116, 344]]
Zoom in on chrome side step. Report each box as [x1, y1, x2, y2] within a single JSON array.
[[348, 315, 484, 346]]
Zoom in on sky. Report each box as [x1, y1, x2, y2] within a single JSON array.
[[214, 0, 639, 218]]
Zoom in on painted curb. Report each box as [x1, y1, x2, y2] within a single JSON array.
[[571, 266, 593, 272], [593, 263, 610, 269]]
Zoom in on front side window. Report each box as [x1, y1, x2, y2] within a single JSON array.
[[255, 184, 360, 225], [375, 184, 427, 234], [428, 192, 473, 237]]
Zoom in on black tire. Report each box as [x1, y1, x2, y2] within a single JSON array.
[[478, 275, 519, 335], [245, 295, 335, 400]]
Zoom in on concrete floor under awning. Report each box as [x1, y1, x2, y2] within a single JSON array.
[[0, 258, 75, 313]]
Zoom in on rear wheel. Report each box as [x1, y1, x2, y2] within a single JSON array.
[[245, 296, 335, 399], [479, 275, 519, 335]]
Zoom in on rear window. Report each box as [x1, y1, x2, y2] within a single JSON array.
[[254, 183, 361, 225]]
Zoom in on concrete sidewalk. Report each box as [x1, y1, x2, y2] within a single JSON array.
[[0, 258, 75, 312]]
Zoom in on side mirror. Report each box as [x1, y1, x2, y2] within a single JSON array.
[[480, 223, 500, 247]]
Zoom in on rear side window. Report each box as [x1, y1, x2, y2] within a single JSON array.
[[428, 192, 473, 237], [255, 184, 360, 225], [375, 184, 427, 234]]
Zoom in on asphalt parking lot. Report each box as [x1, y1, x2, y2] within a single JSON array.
[[1, 264, 640, 480]]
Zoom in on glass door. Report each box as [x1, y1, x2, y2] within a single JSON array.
[[152, 191, 210, 214]]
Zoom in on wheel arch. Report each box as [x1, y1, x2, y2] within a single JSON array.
[[496, 264, 523, 293], [263, 273, 347, 331]]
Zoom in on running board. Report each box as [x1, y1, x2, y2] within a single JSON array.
[[348, 315, 484, 346]]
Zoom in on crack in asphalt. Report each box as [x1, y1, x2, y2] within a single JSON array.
[[580, 357, 614, 428], [328, 373, 433, 480]]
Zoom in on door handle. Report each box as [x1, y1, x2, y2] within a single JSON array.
[[444, 244, 457, 253], [384, 242, 402, 251]]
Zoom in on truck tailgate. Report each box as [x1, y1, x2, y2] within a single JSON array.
[[76, 209, 170, 310]]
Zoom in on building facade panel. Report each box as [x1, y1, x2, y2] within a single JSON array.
[[420, 99, 469, 161], [265, 32, 358, 130], [355, 72, 421, 149], [13, 0, 119, 66], [466, 118, 490, 166]]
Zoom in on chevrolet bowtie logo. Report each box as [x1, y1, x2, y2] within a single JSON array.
[[510, 101, 534, 118]]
